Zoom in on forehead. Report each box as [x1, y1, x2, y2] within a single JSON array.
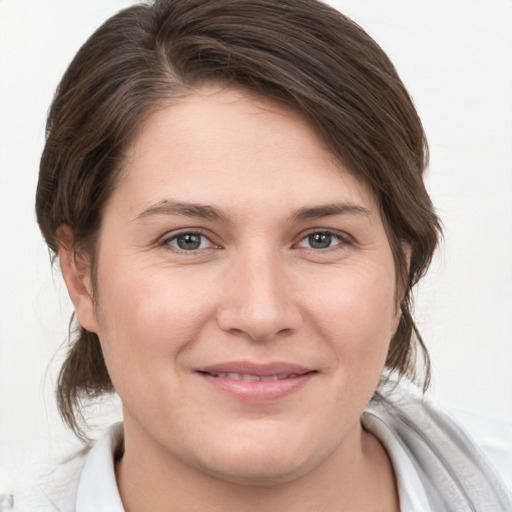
[[114, 87, 377, 217], [127, 87, 337, 166]]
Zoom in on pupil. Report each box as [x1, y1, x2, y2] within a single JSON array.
[[177, 233, 201, 250], [309, 233, 331, 249]]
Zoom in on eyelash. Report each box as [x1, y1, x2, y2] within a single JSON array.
[[159, 230, 218, 253], [295, 229, 352, 251], [158, 229, 352, 253]]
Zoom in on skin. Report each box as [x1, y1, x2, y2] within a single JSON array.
[[60, 87, 401, 511]]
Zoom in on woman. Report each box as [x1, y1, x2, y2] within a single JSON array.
[[19, 0, 511, 510]]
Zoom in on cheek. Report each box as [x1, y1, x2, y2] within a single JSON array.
[[307, 264, 397, 365], [93, 266, 217, 390]]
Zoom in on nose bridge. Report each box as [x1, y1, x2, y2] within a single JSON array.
[[217, 244, 301, 341]]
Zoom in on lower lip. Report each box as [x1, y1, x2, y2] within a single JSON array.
[[198, 372, 315, 403]]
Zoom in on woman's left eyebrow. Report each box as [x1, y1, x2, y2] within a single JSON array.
[[292, 203, 372, 221]]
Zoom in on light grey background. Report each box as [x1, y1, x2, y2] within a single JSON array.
[[1, 0, 511, 491]]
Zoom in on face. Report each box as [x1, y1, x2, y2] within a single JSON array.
[[74, 87, 401, 485]]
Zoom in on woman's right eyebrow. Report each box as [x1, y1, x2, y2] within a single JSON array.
[[132, 199, 231, 223]]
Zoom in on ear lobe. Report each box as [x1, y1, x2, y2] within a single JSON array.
[[57, 225, 99, 334], [399, 241, 412, 296], [401, 242, 412, 272], [392, 242, 412, 329]]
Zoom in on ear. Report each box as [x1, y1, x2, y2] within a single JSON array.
[[57, 225, 99, 334], [391, 241, 412, 331], [401, 241, 412, 276]]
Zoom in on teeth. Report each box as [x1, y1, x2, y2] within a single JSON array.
[[208, 372, 296, 381], [241, 373, 260, 382]]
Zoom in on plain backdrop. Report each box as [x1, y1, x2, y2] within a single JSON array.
[[0, 0, 511, 494]]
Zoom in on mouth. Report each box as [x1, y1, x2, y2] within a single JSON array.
[[196, 362, 316, 403], [197, 361, 314, 379], [199, 371, 308, 381]]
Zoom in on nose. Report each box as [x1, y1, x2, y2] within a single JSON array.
[[216, 249, 303, 342]]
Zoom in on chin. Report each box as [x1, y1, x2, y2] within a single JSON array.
[[204, 458, 313, 487], [193, 434, 326, 487]]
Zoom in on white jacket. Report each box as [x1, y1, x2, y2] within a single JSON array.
[[9, 387, 512, 511]]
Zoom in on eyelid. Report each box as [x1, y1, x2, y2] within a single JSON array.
[[294, 228, 353, 249], [155, 227, 353, 253], [159, 229, 220, 252]]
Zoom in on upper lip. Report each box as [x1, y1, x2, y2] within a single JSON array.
[[197, 361, 314, 377]]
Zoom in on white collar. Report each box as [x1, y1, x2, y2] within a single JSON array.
[[362, 410, 432, 512], [75, 397, 512, 512], [75, 418, 431, 512], [76, 422, 125, 512]]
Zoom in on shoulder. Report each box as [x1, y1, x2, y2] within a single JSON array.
[[8, 447, 89, 512], [363, 382, 512, 512], [7, 423, 124, 512]]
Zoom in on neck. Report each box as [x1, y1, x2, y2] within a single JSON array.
[[115, 419, 398, 512]]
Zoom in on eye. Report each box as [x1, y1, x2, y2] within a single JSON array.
[[297, 231, 347, 250], [164, 231, 216, 251]]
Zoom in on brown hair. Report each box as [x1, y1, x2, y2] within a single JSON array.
[[36, 0, 441, 439]]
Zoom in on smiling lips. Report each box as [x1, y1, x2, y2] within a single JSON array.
[[205, 372, 303, 381], [197, 362, 315, 403]]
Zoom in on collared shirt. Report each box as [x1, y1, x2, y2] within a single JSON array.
[[11, 389, 512, 511]]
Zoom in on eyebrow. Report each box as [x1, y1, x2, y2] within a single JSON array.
[[133, 200, 371, 223], [133, 200, 231, 223], [292, 203, 372, 221]]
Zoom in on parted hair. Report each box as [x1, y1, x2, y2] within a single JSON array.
[[36, 0, 441, 439]]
